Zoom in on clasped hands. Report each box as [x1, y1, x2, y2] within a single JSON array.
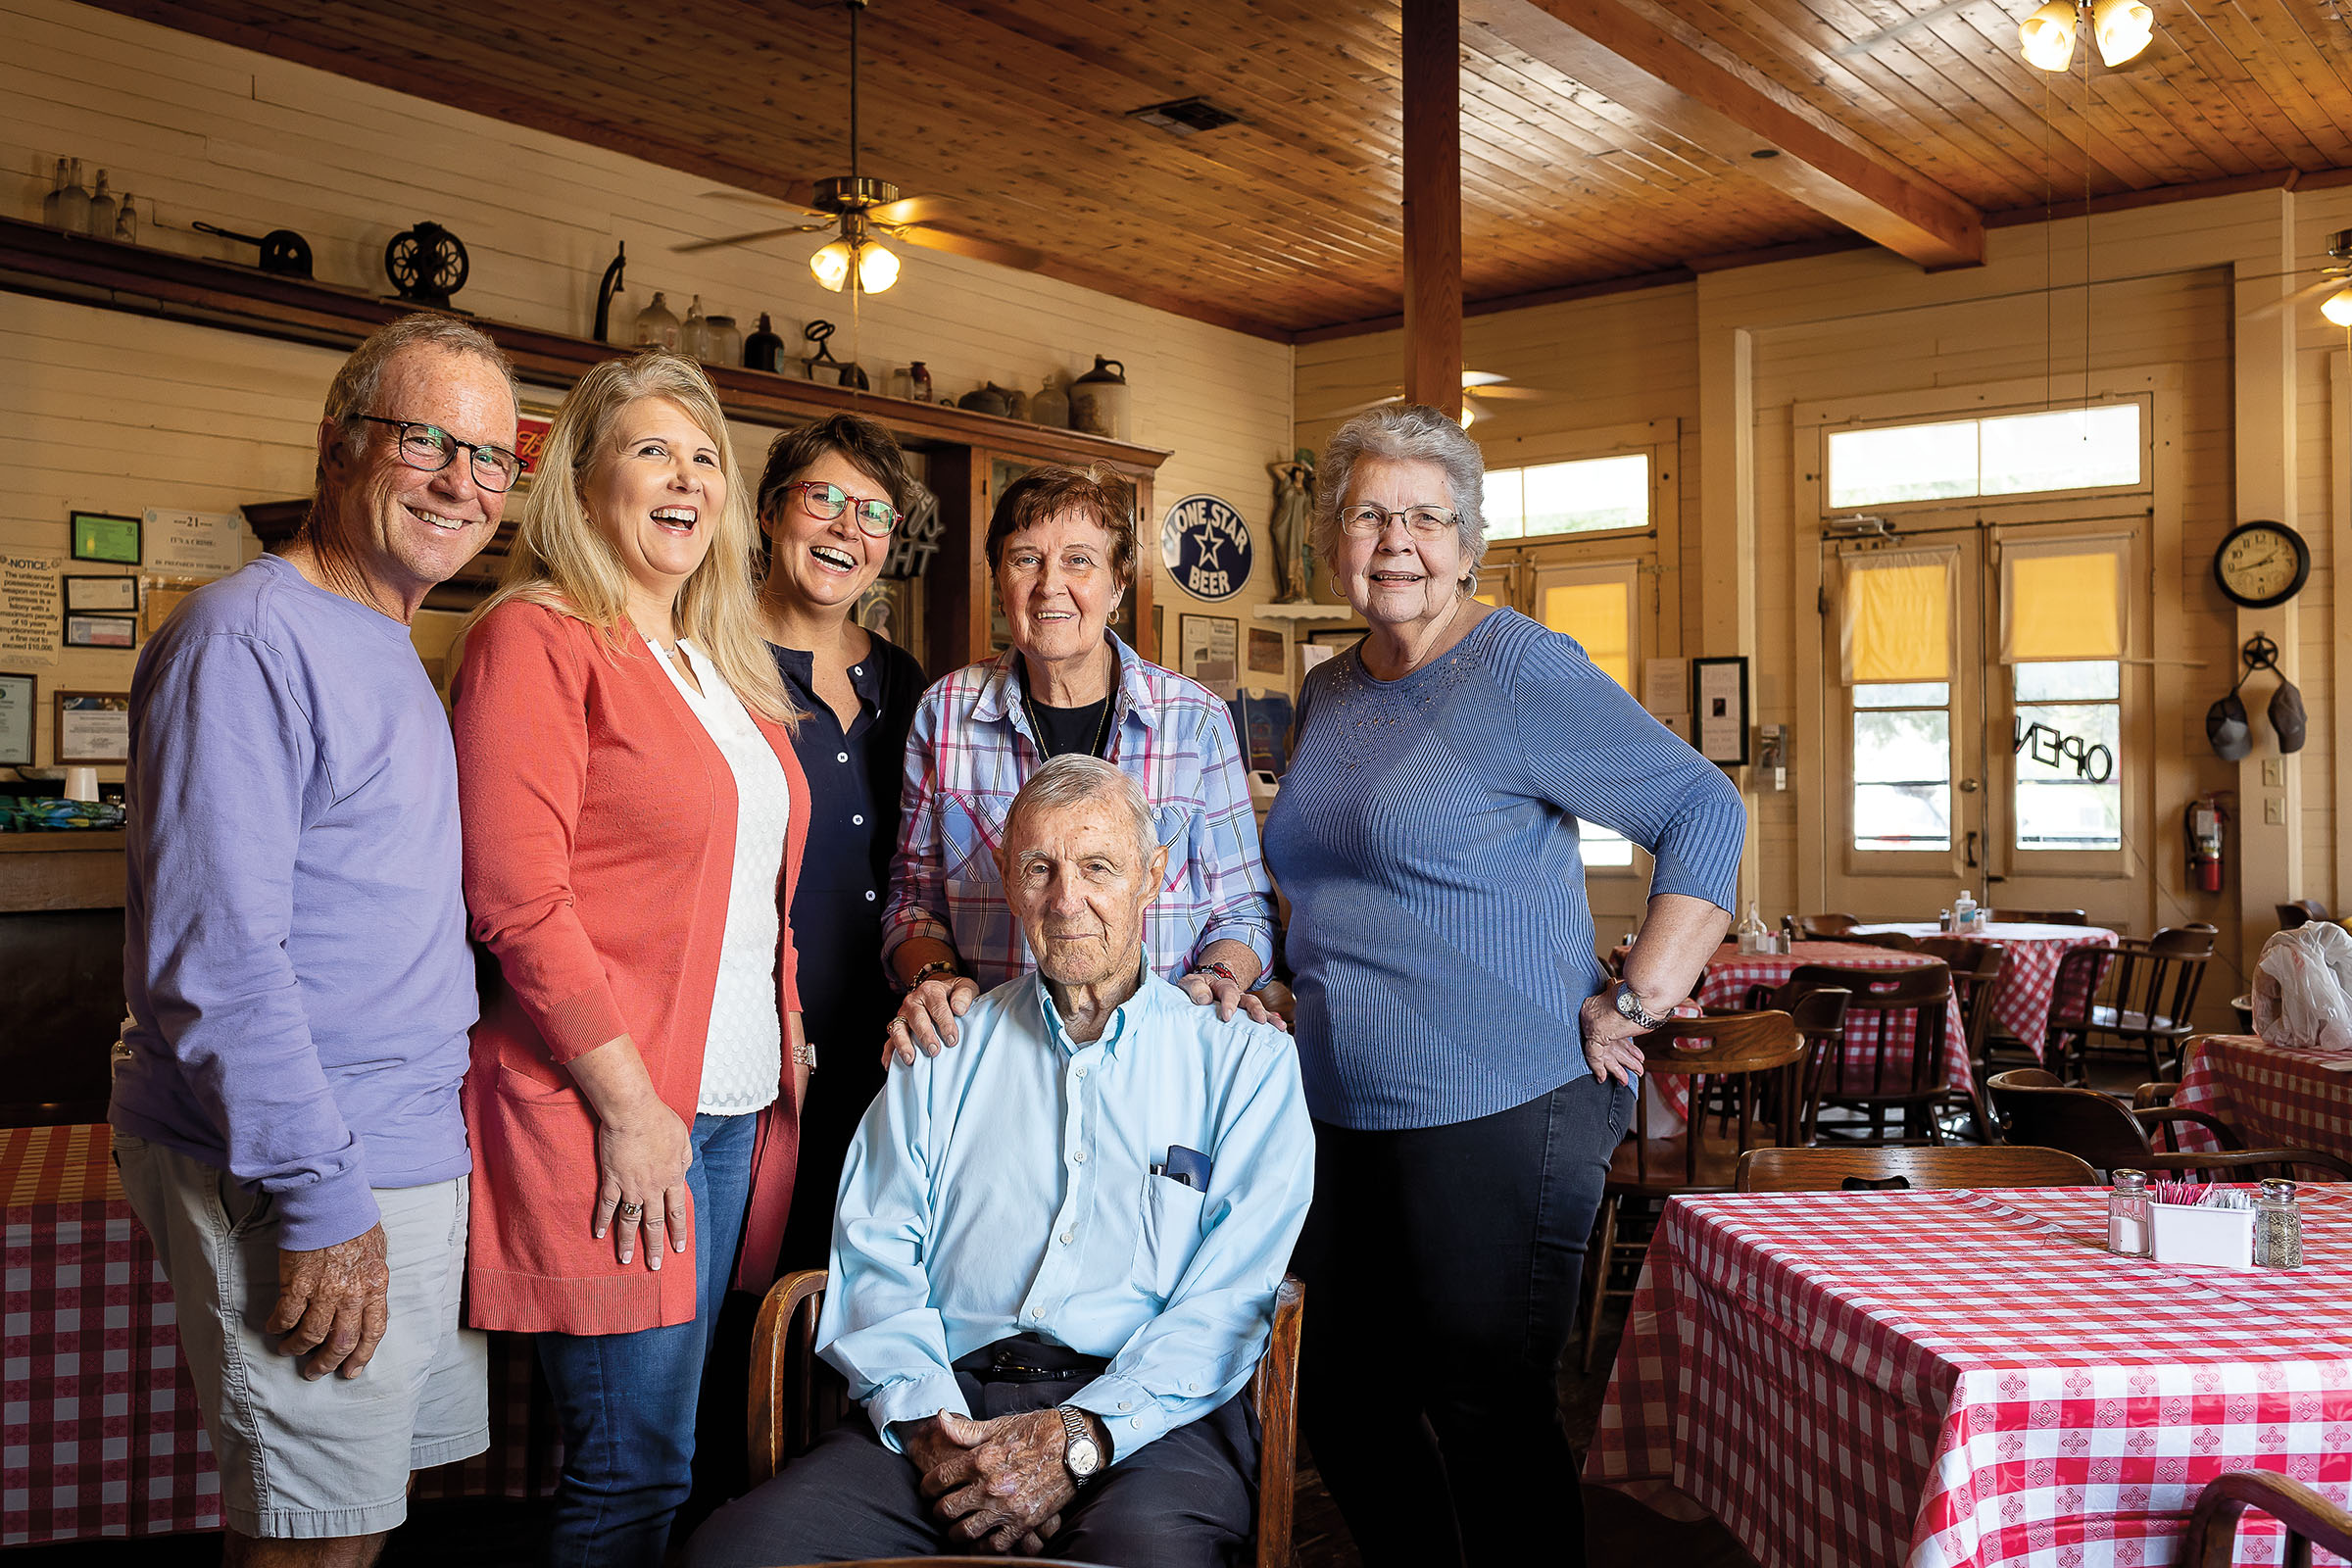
[[897, 1406, 1103, 1555]]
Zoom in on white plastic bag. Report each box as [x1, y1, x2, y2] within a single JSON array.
[[2251, 921, 2352, 1050]]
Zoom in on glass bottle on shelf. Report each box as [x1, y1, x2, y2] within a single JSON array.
[[41, 157, 70, 227], [2107, 1168, 2151, 1256], [1032, 372, 1070, 428], [743, 313, 784, 371], [908, 361, 933, 402], [678, 295, 710, 361], [706, 315, 742, 368], [633, 291, 680, 351], [2254, 1178, 2303, 1267], [85, 170, 117, 238], [56, 158, 90, 235], [112, 193, 139, 244]]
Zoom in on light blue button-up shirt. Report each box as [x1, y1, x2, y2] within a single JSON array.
[[819, 962, 1313, 1463]]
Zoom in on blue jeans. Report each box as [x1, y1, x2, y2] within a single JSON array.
[[536, 1110, 759, 1568]]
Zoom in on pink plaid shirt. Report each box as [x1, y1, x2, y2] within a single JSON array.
[[883, 636, 1275, 990]]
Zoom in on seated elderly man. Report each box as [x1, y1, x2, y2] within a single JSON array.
[[688, 754, 1312, 1568]]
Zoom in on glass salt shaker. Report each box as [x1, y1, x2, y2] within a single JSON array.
[[2254, 1177, 2303, 1268], [2108, 1168, 2151, 1256]]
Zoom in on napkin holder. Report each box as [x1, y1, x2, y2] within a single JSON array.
[[2149, 1200, 2254, 1267]]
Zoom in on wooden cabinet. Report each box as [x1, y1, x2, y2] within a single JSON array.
[[2, 218, 1167, 679]]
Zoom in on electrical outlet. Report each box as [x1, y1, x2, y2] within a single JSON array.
[[2263, 758, 2285, 788], [2266, 796, 2287, 826]]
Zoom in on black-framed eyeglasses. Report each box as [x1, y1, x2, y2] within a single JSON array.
[[783, 479, 900, 537], [356, 415, 523, 494], [1339, 502, 1458, 539]]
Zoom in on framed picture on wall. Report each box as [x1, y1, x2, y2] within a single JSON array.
[[1178, 613, 1241, 698], [63, 575, 139, 612], [1691, 655, 1751, 766], [64, 612, 138, 650], [70, 512, 142, 565], [54, 691, 130, 765], [0, 671, 33, 767]]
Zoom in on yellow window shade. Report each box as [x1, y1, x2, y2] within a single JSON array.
[[2002, 543, 2125, 661], [1840, 550, 1952, 684], [1540, 581, 1633, 689]]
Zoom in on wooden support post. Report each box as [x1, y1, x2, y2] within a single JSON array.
[[1402, 0, 1463, 418]]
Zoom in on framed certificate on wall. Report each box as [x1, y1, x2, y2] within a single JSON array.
[[0, 671, 32, 767], [54, 690, 130, 765]]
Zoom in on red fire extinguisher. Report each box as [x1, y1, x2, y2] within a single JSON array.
[[2185, 793, 2229, 893]]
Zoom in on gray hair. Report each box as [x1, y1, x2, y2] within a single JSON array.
[[1004, 755, 1158, 863], [1311, 405, 1488, 587], [318, 314, 518, 479]]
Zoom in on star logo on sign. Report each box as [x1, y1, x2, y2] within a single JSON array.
[[1190, 522, 1227, 570]]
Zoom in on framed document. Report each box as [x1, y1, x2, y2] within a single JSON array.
[[64, 612, 137, 649], [0, 671, 32, 766], [70, 512, 142, 565], [54, 690, 130, 764], [64, 574, 140, 612], [1691, 656, 1751, 766]]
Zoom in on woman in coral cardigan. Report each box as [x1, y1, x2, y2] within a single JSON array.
[[452, 350, 808, 1568]]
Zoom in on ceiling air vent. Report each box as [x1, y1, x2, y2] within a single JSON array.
[[1128, 97, 1242, 135]]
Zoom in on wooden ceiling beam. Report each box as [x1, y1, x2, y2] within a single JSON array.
[[1464, 0, 1984, 270], [1403, 0, 1465, 417]]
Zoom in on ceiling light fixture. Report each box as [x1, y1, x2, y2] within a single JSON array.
[[2020, 0, 2080, 71], [2323, 286, 2352, 327], [805, 0, 900, 296], [2090, 0, 2154, 64]]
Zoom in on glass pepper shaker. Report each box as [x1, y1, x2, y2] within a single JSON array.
[[2254, 1177, 2303, 1268], [2108, 1168, 2151, 1256]]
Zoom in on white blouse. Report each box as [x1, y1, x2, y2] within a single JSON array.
[[647, 637, 791, 1115]]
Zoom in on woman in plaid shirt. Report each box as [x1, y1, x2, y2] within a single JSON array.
[[879, 466, 1281, 1062]]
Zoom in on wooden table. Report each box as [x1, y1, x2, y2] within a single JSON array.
[[1587, 1184, 2352, 1567], [1852, 923, 2119, 1057], [2, 1123, 557, 1545]]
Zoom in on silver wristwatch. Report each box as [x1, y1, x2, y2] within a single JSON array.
[[1613, 983, 1669, 1031], [1058, 1404, 1103, 1484]]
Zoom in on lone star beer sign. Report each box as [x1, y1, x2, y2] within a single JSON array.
[[1159, 493, 1252, 603]]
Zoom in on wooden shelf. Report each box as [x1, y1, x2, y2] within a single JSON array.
[[0, 218, 1170, 472], [0, 831, 126, 854]]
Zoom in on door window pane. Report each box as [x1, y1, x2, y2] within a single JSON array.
[[1981, 404, 2140, 496], [1521, 454, 1648, 537], [1484, 468, 1525, 540], [2014, 662, 2121, 851], [1854, 705, 1952, 852], [1829, 421, 1977, 508], [1536, 573, 1637, 864]]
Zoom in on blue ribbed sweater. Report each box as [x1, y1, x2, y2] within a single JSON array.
[[1263, 609, 1747, 1131]]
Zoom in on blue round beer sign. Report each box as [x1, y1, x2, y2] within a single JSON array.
[[1160, 493, 1252, 602]]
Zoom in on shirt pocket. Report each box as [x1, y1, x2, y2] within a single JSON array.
[[1152, 804, 1201, 901], [939, 798, 1003, 894], [1131, 1172, 1208, 1300]]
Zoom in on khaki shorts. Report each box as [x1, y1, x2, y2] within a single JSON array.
[[113, 1134, 488, 1540]]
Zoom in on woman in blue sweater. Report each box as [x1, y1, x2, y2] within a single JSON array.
[[1264, 406, 1745, 1568]]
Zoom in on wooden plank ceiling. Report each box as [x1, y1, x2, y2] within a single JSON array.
[[86, 0, 2352, 337]]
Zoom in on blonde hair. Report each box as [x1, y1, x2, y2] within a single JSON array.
[[467, 350, 798, 726]]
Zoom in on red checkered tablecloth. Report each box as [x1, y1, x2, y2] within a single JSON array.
[[1586, 1184, 2352, 1568], [2, 1124, 555, 1545], [1690, 941, 1973, 1098], [2176, 1034, 2352, 1166], [1855, 924, 2120, 1056]]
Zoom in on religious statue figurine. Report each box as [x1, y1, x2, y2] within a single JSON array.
[[1268, 447, 1316, 603]]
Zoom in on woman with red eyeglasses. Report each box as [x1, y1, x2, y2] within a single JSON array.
[[750, 416, 927, 1271]]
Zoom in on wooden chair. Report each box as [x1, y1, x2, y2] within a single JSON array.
[[747, 1270, 1305, 1568], [2037, 944, 2122, 1085], [1734, 1144, 2096, 1192], [2180, 1471, 2352, 1567], [1777, 962, 1960, 1144], [2277, 898, 2329, 931], [2081, 924, 2217, 1080], [1987, 907, 2089, 925], [1986, 1069, 2352, 1182], [1730, 979, 1852, 1142], [1581, 1012, 1808, 1370], [1840, 930, 1923, 952], [1792, 912, 1861, 940]]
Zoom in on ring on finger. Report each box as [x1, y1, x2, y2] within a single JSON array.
[[617, 1200, 643, 1219]]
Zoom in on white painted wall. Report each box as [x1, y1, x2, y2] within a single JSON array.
[[3, 0, 1296, 769]]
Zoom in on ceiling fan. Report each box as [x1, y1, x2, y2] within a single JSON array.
[[1305, 370, 1556, 426], [2240, 228, 2352, 323], [670, 0, 1044, 292]]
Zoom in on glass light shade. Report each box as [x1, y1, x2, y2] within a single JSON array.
[[2090, 0, 2153, 65], [809, 238, 855, 293], [2323, 286, 2352, 327], [856, 240, 900, 293], [2020, 1, 2079, 70], [1456, 401, 1477, 429]]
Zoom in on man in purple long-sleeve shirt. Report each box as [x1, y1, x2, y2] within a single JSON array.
[[109, 315, 518, 1562]]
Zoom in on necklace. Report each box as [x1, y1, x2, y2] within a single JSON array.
[[1019, 661, 1115, 760]]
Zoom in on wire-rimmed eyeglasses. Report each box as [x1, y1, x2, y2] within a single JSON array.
[[356, 416, 523, 494], [1338, 503, 1459, 539]]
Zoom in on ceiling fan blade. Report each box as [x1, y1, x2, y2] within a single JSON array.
[[869, 195, 960, 227], [2241, 274, 2348, 320], [1301, 394, 1405, 422], [1468, 385, 1552, 401], [699, 187, 825, 217], [891, 225, 1047, 271], [1461, 369, 1510, 388], [671, 223, 831, 255]]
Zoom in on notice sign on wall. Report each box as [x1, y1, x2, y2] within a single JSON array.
[[1, 551, 64, 669], [143, 509, 246, 579]]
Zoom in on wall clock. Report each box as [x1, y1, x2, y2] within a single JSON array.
[[2213, 519, 2309, 609]]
